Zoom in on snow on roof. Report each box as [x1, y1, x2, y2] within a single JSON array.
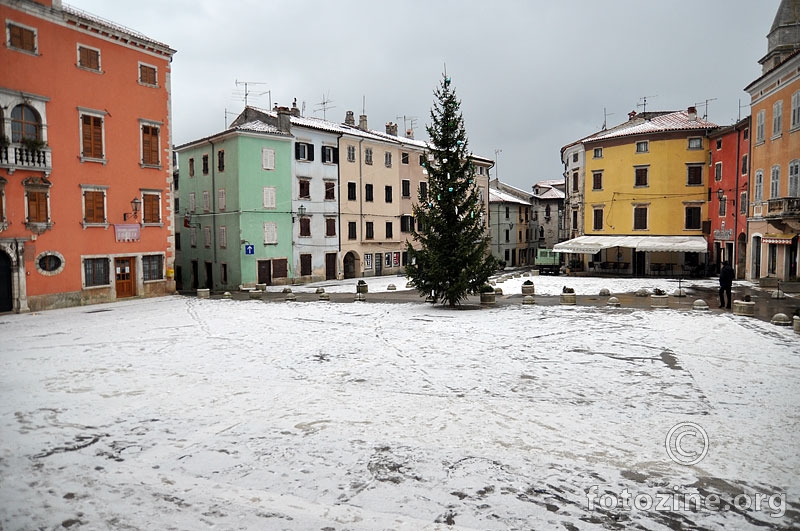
[[585, 110, 718, 142], [534, 187, 564, 200], [489, 188, 530, 205], [63, 4, 175, 54], [233, 120, 284, 135]]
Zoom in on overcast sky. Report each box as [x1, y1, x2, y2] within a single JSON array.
[[67, 0, 779, 190]]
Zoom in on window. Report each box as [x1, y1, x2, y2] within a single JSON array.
[[789, 160, 799, 197], [792, 91, 800, 130], [385, 221, 393, 239], [203, 226, 211, 248], [78, 45, 100, 71], [688, 137, 703, 150], [189, 192, 196, 212], [82, 188, 106, 225], [348, 221, 357, 239], [633, 206, 648, 230], [592, 172, 602, 190], [263, 222, 277, 244], [217, 150, 225, 172], [365, 221, 374, 239], [142, 255, 164, 281], [220, 263, 228, 285], [299, 217, 311, 237], [573, 153, 579, 162], [202, 190, 210, 212], [299, 179, 310, 199], [24, 182, 49, 224], [262, 147, 275, 170], [326, 218, 336, 237], [347, 182, 356, 201], [754, 170, 764, 201], [402, 179, 411, 198], [756, 110, 765, 143], [189, 158, 195, 177], [635, 141, 649, 153], [684, 206, 701, 230], [505, 206, 510, 219], [295, 142, 314, 161], [572, 210, 578, 228], [322, 145, 337, 164], [770, 165, 780, 198], [772, 100, 783, 137], [365, 147, 373, 165], [324, 181, 335, 200], [634, 167, 648, 187], [202, 154, 209, 174], [11, 104, 40, 142], [139, 63, 157, 86], [593, 148, 602, 158], [419, 181, 428, 200], [385, 185, 393, 203], [143, 193, 160, 224], [505, 229, 510, 242], [8, 22, 36, 53], [687, 165, 703, 185], [141, 123, 160, 166], [37, 252, 64, 275], [740, 192, 748, 214], [593, 208, 603, 230], [419, 154, 425, 166], [263, 186, 276, 209], [715, 138, 722, 150], [719, 195, 727, 217], [402, 152, 409, 164], [300, 254, 312, 276], [218, 188, 226, 211], [365, 183, 374, 202], [80, 113, 104, 160], [401, 215, 414, 232], [190, 227, 197, 247], [84, 258, 109, 287], [385, 151, 392, 167], [572, 172, 578, 193], [344, 145, 356, 163], [175, 233, 181, 250], [741, 154, 748, 175], [271, 258, 287, 278], [714, 162, 723, 181], [218, 226, 227, 248]]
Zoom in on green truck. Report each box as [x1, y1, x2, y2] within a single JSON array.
[[534, 249, 561, 275]]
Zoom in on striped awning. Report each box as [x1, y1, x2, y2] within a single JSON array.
[[762, 233, 796, 245]]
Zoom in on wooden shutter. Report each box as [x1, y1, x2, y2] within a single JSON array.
[[11, 25, 35, 52], [84, 191, 104, 223], [28, 191, 47, 222], [272, 258, 287, 278], [333, 147, 339, 164], [144, 194, 159, 223], [142, 125, 159, 165], [307, 143, 314, 161], [79, 47, 99, 70], [295, 143, 302, 160], [326, 218, 336, 237], [82, 115, 102, 158], [140, 64, 156, 85]]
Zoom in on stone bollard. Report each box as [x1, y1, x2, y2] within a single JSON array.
[[222, 291, 232, 299], [249, 290, 263, 300], [794, 316, 800, 335], [673, 288, 687, 297], [692, 299, 709, 311], [319, 292, 330, 301], [607, 297, 620, 307], [772, 289, 786, 300], [635, 288, 650, 297], [354, 292, 366, 302], [599, 288, 610, 296], [285, 292, 297, 302], [196, 288, 210, 299], [282, 287, 293, 294], [522, 295, 535, 305], [387, 284, 397, 291], [405, 281, 415, 288], [315, 287, 325, 294], [771, 313, 791, 326], [494, 288, 503, 295], [732, 300, 756, 317]]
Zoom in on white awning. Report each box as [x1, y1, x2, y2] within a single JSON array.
[[554, 235, 707, 254]]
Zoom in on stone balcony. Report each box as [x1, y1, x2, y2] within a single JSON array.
[[0, 143, 52, 175], [765, 197, 800, 219]]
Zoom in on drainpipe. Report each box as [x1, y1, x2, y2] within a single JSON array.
[[336, 133, 342, 278], [358, 138, 364, 277], [733, 125, 741, 277]]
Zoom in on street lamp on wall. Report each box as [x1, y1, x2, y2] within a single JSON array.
[[717, 188, 735, 206], [123, 197, 142, 221], [293, 204, 307, 223]]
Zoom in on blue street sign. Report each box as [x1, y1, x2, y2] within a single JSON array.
[[245, 244, 255, 255]]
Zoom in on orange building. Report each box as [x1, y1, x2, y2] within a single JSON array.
[[0, 0, 176, 312]]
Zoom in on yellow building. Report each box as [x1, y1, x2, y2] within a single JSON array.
[[556, 108, 718, 276]]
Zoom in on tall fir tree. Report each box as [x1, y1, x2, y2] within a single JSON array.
[[406, 74, 496, 307]]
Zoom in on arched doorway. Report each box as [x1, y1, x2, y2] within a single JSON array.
[[0, 251, 12, 312], [343, 251, 359, 279], [737, 233, 747, 279], [751, 235, 761, 279]]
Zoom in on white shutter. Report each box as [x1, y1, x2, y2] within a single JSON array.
[[203, 190, 210, 212], [189, 192, 196, 212], [263, 186, 276, 209], [263, 221, 278, 244], [190, 227, 197, 246], [218, 189, 226, 211], [262, 148, 275, 170], [218, 226, 227, 248], [203, 226, 211, 247]]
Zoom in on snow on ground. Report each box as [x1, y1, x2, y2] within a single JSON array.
[[0, 291, 798, 530]]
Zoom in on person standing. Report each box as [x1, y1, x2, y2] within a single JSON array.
[[719, 260, 734, 309]]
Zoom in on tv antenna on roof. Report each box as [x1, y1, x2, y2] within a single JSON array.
[[637, 95, 658, 114], [396, 115, 418, 136], [314, 92, 336, 120], [693, 97, 717, 120], [234, 79, 270, 108], [601, 107, 615, 130]]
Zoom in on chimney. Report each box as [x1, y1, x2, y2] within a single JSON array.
[[628, 111, 637, 120], [385, 122, 398, 136], [291, 98, 300, 117], [277, 106, 292, 133], [359, 114, 368, 131], [405, 129, 414, 139], [687, 106, 697, 121], [345, 111, 355, 126]]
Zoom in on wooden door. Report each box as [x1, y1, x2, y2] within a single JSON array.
[[325, 253, 336, 280], [257, 260, 271, 285], [115, 257, 135, 298]]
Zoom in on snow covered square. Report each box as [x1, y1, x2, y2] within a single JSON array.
[[0, 283, 798, 530]]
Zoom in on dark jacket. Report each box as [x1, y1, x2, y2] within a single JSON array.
[[719, 264, 734, 288]]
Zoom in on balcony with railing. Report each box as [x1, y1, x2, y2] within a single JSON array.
[[765, 197, 800, 219], [0, 143, 52, 175]]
